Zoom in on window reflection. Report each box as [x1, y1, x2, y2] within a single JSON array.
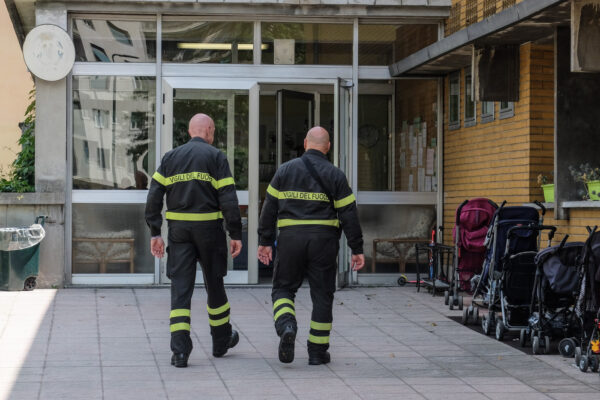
[[73, 19, 156, 62], [73, 76, 156, 190]]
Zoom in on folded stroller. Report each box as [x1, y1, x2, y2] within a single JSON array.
[[446, 198, 497, 311], [463, 201, 545, 328], [575, 227, 600, 372], [527, 237, 583, 355]]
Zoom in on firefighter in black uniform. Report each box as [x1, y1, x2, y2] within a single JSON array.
[[257, 126, 365, 365], [146, 113, 241, 368]]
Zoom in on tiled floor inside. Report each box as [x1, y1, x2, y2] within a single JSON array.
[[1, 287, 599, 400]]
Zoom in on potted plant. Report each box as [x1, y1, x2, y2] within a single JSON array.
[[569, 163, 600, 201], [537, 173, 554, 203]]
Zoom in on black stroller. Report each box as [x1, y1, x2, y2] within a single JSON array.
[[575, 227, 600, 372], [463, 201, 546, 331], [528, 236, 584, 355], [494, 224, 557, 342]]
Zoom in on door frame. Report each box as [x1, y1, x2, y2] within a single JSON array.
[[160, 77, 260, 284]]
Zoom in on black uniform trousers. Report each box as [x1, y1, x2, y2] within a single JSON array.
[[167, 221, 232, 355], [272, 227, 339, 354]]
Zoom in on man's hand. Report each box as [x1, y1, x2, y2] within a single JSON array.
[[257, 245, 273, 265], [351, 254, 365, 271], [230, 240, 242, 258], [151, 237, 165, 258]]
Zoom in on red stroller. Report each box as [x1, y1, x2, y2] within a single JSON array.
[[446, 198, 498, 310]]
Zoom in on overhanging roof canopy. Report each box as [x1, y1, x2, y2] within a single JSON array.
[[389, 0, 570, 77]]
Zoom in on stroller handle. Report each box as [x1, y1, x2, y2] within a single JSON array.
[[506, 224, 557, 240], [456, 200, 469, 225], [533, 200, 546, 216]]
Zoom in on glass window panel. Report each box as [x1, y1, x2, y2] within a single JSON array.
[[172, 89, 249, 190], [358, 94, 390, 191], [73, 19, 156, 62], [72, 204, 154, 274], [73, 76, 156, 190], [395, 79, 439, 192], [162, 21, 254, 64], [499, 101, 515, 119], [359, 24, 437, 66], [464, 69, 476, 126], [358, 205, 436, 274], [261, 23, 352, 65], [481, 101, 494, 123], [449, 72, 460, 129]]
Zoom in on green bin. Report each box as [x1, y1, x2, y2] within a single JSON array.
[[0, 216, 46, 291]]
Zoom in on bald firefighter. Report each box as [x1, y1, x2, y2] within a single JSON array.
[[258, 126, 365, 365], [146, 113, 241, 368]]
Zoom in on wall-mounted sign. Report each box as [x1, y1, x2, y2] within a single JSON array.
[[23, 24, 75, 81]]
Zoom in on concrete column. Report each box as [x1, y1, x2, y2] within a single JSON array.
[[34, 3, 68, 193]]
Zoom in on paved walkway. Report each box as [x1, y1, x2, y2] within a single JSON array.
[[0, 287, 599, 400]]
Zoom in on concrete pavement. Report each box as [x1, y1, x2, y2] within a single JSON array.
[[1, 287, 599, 400]]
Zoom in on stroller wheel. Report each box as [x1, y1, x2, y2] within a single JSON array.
[[398, 276, 408, 286], [495, 321, 505, 341], [458, 296, 464, 311], [532, 336, 540, 355], [449, 296, 454, 310], [482, 315, 492, 336], [519, 329, 528, 347], [558, 338, 576, 358], [544, 336, 551, 354], [575, 347, 582, 366], [461, 307, 469, 325], [591, 356, 599, 373], [473, 306, 480, 325], [444, 290, 449, 305], [579, 355, 589, 372]]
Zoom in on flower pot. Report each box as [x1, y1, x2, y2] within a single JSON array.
[[587, 180, 600, 201], [541, 184, 554, 203]]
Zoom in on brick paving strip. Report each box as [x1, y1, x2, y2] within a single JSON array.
[[1, 287, 599, 400]]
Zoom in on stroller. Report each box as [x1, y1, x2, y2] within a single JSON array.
[[463, 201, 546, 329], [575, 227, 600, 372], [527, 236, 583, 355], [446, 198, 497, 311]]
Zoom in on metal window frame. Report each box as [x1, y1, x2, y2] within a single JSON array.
[[480, 101, 495, 124], [499, 101, 515, 119], [464, 67, 477, 128], [448, 71, 461, 130]]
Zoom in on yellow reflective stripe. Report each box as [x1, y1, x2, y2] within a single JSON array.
[[152, 172, 168, 186], [208, 316, 230, 327], [334, 194, 356, 209], [163, 171, 214, 186], [267, 185, 279, 198], [278, 191, 330, 202], [308, 334, 330, 344], [170, 309, 190, 318], [166, 211, 223, 221], [215, 177, 235, 189], [277, 219, 339, 228], [310, 321, 332, 331], [170, 322, 190, 332], [207, 302, 230, 315], [273, 307, 296, 321], [273, 298, 294, 310]]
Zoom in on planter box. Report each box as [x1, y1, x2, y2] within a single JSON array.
[[587, 180, 600, 201], [541, 184, 554, 203]]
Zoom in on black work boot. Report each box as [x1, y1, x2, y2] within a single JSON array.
[[213, 330, 239, 358], [278, 324, 296, 363], [171, 352, 189, 368], [308, 351, 331, 365]]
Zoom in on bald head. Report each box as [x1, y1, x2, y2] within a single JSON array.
[[304, 126, 331, 154], [188, 113, 215, 144]]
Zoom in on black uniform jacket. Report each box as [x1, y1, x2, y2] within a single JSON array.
[[145, 137, 242, 240], [258, 149, 364, 254]]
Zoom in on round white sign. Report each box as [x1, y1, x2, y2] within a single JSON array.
[[23, 24, 75, 82]]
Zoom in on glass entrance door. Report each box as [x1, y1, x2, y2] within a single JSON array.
[[161, 78, 259, 284]]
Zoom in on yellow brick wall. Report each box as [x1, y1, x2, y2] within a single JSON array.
[[446, 0, 526, 35], [442, 41, 600, 245]]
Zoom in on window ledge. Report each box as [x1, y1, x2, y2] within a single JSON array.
[[562, 201, 600, 209]]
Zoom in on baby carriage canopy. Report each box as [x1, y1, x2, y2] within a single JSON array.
[[535, 241, 584, 298], [577, 230, 600, 315], [491, 206, 540, 265]]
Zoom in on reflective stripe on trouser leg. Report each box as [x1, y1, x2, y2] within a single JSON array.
[[170, 308, 191, 333], [207, 302, 231, 327], [273, 298, 296, 322], [308, 320, 331, 345]]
